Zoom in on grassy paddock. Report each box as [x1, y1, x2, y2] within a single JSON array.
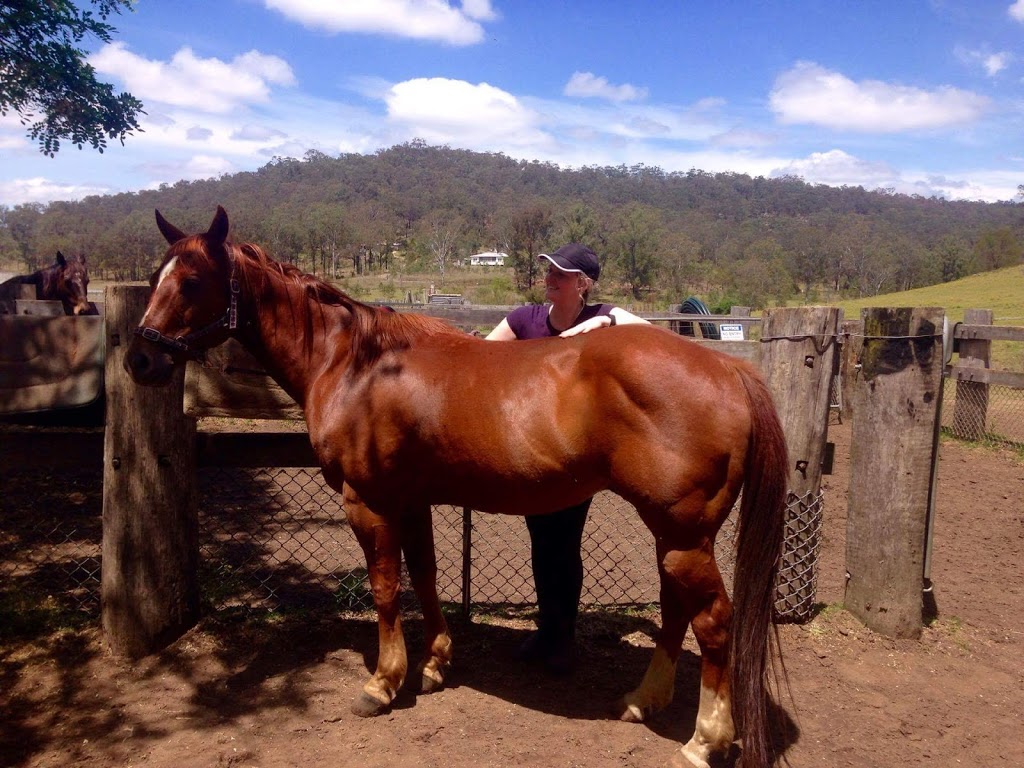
[[827, 265, 1024, 371]]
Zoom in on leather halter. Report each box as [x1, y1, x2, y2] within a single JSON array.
[[133, 257, 240, 361]]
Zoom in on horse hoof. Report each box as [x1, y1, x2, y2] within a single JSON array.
[[411, 661, 446, 694], [420, 671, 444, 694], [351, 691, 390, 718], [615, 699, 646, 723]]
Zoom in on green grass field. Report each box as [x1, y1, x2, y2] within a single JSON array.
[[827, 265, 1024, 371]]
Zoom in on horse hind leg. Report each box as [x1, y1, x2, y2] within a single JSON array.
[[344, 488, 407, 717], [400, 505, 453, 694], [617, 537, 736, 768]]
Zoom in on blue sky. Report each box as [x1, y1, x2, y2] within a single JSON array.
[[3, 0, 1024, 205]]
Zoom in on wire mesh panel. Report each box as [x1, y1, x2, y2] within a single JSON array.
[[197, 474, 750, 615], [0, 468, 102, 616], [465, 492, 664, 607], [0, 464, 820, 626], [941, 378, 1024, 448], [774, 490, 825, 622]]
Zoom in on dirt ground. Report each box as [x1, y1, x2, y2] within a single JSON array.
[[2, 420, 1022, 768]]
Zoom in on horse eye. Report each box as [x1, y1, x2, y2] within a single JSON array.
[[181, 276, 202, 295]]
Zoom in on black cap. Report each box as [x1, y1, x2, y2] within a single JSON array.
[[538, 243, 600, 281]]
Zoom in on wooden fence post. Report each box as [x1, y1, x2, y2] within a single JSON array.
[[950, 309, 993, 440], [760, 306, 841, 621], [845, 307, 944, 639], [101, 285, 199, 658], [838, 318, 865, 423]]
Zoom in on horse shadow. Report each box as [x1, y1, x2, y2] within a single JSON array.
[[391, 610, 799, 763]]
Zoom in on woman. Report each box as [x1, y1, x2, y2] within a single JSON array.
[[486, 243, 649, 674]]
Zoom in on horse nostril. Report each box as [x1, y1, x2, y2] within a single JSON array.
[[127, 350, 150, 374]]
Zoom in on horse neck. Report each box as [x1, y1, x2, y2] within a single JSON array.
[[36, 266, 58, 299], [234, 264, 350, 407]]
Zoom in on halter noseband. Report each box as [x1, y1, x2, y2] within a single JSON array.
[[133, 257, 240, 361]]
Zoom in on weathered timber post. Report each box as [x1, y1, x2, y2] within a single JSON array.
[[760, 306, 841, 621], [950, 309, 993, 440], [838, 318, 865, 423], [845, 307, 944, 639], [102, 285, 199, 657]]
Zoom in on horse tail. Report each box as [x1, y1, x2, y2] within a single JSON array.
[[731, 362, 788, 767]]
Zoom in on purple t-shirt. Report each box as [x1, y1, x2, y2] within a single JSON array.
[[506, 303, 614, 340]]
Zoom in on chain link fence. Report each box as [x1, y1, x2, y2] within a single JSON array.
[[940, 377, 1024, 448], [2, 460, 823, 625], [0, 468, 103, 621]]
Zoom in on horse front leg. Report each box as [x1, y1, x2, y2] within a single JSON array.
[[344, 486, 407, 717], [400, 504, 453, 694]]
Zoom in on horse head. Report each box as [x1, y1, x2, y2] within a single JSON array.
[[125, 206, 236, 386], [52, 251, 92, 315]]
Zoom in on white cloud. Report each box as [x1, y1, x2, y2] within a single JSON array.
[[769, 61, 990, 132], [956, 46, 1013, 76], [137, 155, 237, 187], [772, 149, 894, 186], [710, 128, 777, 148], [263, 0, 492, 45], [187, 126, 214, 141], [625, 115, 670, 135], [564, 72, 648, 103], [0, 177, 110, 205], [89, 42, 296, 113], [982, 52, 1012, 76], [1010, 1, 1024, 22], [461, 0, 498, 21], [0, 134, 27, 151], [231, 125, 289, 142], [383, 78, 552, 148]]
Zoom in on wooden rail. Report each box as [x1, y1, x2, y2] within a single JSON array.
[[953, 323, 1024, 343]]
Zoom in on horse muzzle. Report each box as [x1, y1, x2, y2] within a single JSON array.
[[124, 340, 178, 387]]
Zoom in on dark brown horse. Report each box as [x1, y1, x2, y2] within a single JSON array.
[[0, 252, 92, 315], [125, 207, 789, 768]]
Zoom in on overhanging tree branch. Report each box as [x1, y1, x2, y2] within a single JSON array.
[[0, 0, 144, 155]]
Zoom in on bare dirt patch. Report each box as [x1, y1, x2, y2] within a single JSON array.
[[2, 421, 1022, 767]]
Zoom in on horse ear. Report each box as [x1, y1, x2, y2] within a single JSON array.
[[80, 254, 87, 266], [56, 251, 67, 267], [206, 206, 229, 246], [155, 209, 187, 245]]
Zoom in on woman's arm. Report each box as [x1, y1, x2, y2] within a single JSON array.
[[558, 306, 651, 338], [485, 317, 518, 341]]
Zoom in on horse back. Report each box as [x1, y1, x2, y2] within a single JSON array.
[[314, 324, 756, 514]]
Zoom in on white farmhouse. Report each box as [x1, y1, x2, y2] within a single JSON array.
[[469, 251, 507, 266]]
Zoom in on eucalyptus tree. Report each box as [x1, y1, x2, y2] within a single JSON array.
[[0, 0, 143, 155], [507, 205, 552, 292], [420, 211, 464, 287], [609, 204, 661, 300]]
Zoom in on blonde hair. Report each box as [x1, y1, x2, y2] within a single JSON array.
[[578, 274, 594, 303]]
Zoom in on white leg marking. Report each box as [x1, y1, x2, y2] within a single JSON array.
[[681, 682, 735, 767], [622, 646, 677, 721]]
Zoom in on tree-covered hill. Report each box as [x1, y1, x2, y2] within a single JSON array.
[[2, 141, 1021, 309]]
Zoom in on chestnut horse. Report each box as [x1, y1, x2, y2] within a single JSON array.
[[0, 251, 92, 315], [125, 207, 788, 768]]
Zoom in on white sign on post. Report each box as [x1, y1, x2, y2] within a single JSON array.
[[719, 323, 744, 341]]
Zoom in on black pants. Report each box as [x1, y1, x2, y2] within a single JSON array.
[[525, 498, 592, 641]]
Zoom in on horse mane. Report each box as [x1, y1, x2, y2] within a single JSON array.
[[169, 236, 462, 368], [348, 303, 460, 371]]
